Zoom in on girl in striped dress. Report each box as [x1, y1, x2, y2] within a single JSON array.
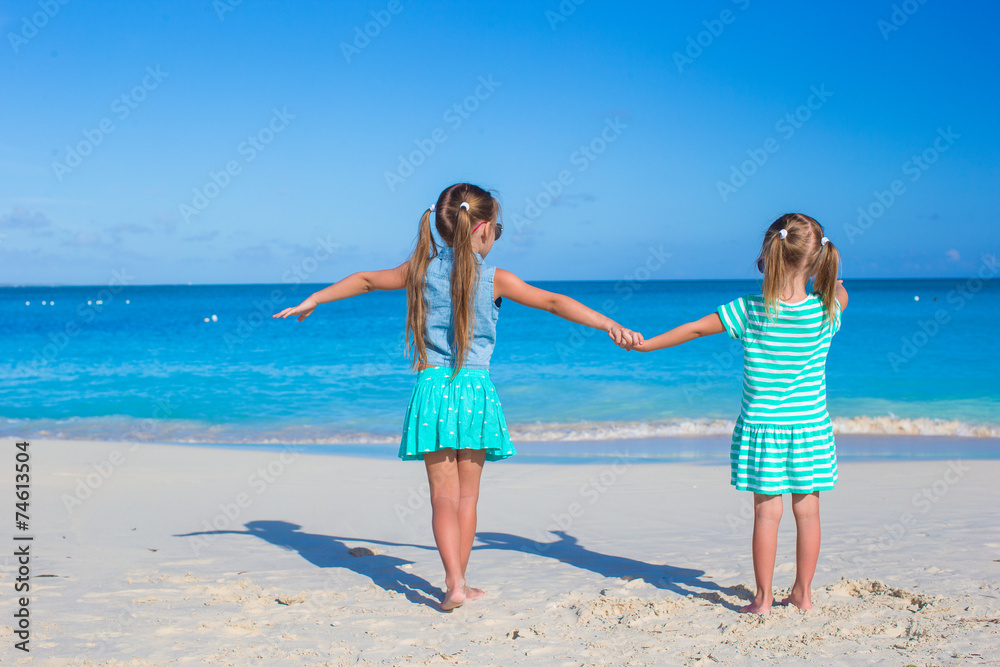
[[632, 213, 847, 614]]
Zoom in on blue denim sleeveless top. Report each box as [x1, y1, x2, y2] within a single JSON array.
[[423, 247, 500, 370]]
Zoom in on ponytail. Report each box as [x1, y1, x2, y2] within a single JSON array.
[[405, 208, 437, 370], [449, 203, 480, 376], [812, 238, 841, 325], [761, 227, 788, 320]]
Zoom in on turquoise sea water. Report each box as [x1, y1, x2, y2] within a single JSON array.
[[1, 280, 998, 452]]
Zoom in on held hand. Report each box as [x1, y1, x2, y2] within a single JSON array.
[[624, 329, 645, 351], [607, 325, 625, 348], [272, 297, 318, 322], [607, 324, 644, 350]]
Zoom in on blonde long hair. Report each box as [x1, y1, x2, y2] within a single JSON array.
[[757, 213, 840, 322], [405, 183, 500, 373]]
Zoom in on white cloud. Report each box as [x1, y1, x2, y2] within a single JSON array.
[[184, 230, 220, 242], [108, 222, 154, 235], [0, 206, 52, 231]]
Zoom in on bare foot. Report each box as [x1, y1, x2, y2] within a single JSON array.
[[739, 601, 772, 615], [464, 586, 486, 601], [440, 586, 466, 612], [779, 593, 813, 611]]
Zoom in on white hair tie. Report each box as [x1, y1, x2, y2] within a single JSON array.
[[428, 204, 436, 212], [821, 236, 829, 246], [779, 228, 788, 239], [460, 202, 470, 211]]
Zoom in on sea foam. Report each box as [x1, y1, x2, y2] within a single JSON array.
[[2, 414, 997, 445]]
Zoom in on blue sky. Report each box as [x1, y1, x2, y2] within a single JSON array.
[[2, 0, 998, 285]]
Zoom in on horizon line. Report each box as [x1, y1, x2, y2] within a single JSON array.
[[0, 276, 988, 289]]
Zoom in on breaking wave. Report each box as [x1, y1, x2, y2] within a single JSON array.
[[2, 414, 998, 445]]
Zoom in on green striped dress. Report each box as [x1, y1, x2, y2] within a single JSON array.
[[717, 294, 842, 495]]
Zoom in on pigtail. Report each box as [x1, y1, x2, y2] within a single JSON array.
[[812, 238, 841, 325], [449, 203, 480, 376], [405, 208, 438, 370], [761, 225, 788, 320]]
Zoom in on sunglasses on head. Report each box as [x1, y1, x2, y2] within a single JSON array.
[[472, 220, 503, 241]]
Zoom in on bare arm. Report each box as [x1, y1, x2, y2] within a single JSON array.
[[836, 280, 848, 311], [273, 262, 408, 322], [494, 268, 642, 347], [632, 312, 725, 353]]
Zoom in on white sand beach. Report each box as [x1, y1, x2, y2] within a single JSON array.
[[3, 436, 998, 666]]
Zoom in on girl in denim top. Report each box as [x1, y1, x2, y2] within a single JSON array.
[[275, 183, 640, 611]]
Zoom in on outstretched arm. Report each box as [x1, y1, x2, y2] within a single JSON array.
[[836, 280, 849, 311], [494, 268, 642, 347], [632, 313, 725, 352], [273, 262, 408, 322]]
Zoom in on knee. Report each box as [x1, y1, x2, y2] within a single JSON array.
[[458, 489, 480, 506], [792, 501, 820, 521], [430, 488, 460, 507], [755, 498, 783, 523]]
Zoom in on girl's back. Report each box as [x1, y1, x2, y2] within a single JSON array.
[[719, 293, 841, 426], [423, 248, 500, 371]]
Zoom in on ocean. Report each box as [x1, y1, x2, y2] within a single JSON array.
[[2, 279, 998, 459]]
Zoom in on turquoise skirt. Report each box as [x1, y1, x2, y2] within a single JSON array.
[[398, 367, 516, 462], [730, 416, 838, 495]]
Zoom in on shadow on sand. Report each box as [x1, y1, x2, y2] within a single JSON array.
[[474, 531, 741, 610], [174, 520, 444, 610], [175, 522, 744, 612]]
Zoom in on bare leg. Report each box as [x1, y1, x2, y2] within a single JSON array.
[[741, 493, 782, 614], [457, 449, 486, 601], [781, 491, 820, 610], [424, 449, 465, 610]]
